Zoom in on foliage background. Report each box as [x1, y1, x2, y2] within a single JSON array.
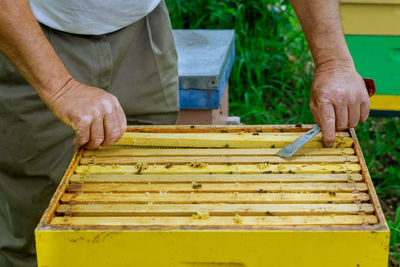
[[166, 0, 400, 265]]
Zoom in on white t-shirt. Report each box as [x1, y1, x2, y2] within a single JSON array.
[[29, 0, 161, 35]]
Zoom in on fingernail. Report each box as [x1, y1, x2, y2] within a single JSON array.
[[325, 142, 334, 148]]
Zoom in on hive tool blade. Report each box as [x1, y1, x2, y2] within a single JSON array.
[[276, 125, 322, 158]]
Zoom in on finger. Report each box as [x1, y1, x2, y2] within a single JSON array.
[[319, 102, 336, 148], [348, 104, 360, 128], [111, 96, 127, 133], [85, 116, 105, 150], [102, 111, 122, 146], [118, 107, 127, 133], [73, 115, 91, 147], [310, 100, 320, 124], [360, 99, 370, 122], [335, 104, 348, 131]]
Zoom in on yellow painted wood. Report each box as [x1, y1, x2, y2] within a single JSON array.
[[340, 1, 400, 35], [75, 163, 362, 175], [79, 155, 359, 165], [50, 215, 377, 226], [66, 182, 367, 193], [111, 132, 353, 148], [223, 132, 350, 137], [85, 147, 356, 157], [341, 0, 400, 4], [126, 124, 317, 132], [370, 95, 400, 111], [69, 173, 364, 183], [35, 125, 389, 267], [56, 203, 374, 216], [35, 230, 390, 267], [59, 192, 370, 205]]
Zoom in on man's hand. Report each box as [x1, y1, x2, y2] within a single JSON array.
[[289, 0, 370, 147], [48, 79, 127, 149], [0, 0, 126, 150], [310, 60, 369, 147]]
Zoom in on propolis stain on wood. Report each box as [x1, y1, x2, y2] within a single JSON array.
[[35, 125, 390, 267]]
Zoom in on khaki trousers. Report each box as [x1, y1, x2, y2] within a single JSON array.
[[0, 1, 179, 266]]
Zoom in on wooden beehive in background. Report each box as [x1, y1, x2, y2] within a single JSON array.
[[340, 0, 400, 116], [35, 125, 389, 267]]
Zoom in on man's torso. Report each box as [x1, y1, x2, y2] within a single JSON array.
[[29, 0, 161, 35]]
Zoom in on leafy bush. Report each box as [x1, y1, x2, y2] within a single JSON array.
[[167, 0, 314, 124]]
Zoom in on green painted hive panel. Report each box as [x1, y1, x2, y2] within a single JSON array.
[[345, 35, 400, 96]]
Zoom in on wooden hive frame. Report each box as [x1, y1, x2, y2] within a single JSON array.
[[35, 125, 390, 267]]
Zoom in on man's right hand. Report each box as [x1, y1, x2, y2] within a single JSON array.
[[47, 78, 127, 149], [0, 0, 126, 149], [0, 0, 126, 150]]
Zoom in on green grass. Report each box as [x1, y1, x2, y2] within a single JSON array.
[[357, 118, 400, 266], [166, 0, 400, 265]]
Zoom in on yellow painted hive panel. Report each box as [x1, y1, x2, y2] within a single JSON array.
[[35, 125, 390, 267], [340, 0, 400, 35]]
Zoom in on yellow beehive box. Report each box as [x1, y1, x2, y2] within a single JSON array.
[[35, 125, 389, 267], [340, 0, 400, 35], [340, 0, 400, 114]]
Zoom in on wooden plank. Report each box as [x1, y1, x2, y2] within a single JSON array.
[[350, 128, 387, 226], [223, 132, 350, 136], [60, 192, 370, 204], [37, 149, 82, 227], [67, 182, 368, 193], [341, 0, 400, 4], [56, 203, 375, 216], [50, 215, 378, 226], [126, 125, 317, 133], [86, 148, 356, 157], [79, 155, 359, 165], [341, 2, 400, 35], [69, 173, 364, 183], [370, 95, 400, 112], [111, 132, 353, 148], [126, 125, 350, 134], [75, 163, 362, 175]]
